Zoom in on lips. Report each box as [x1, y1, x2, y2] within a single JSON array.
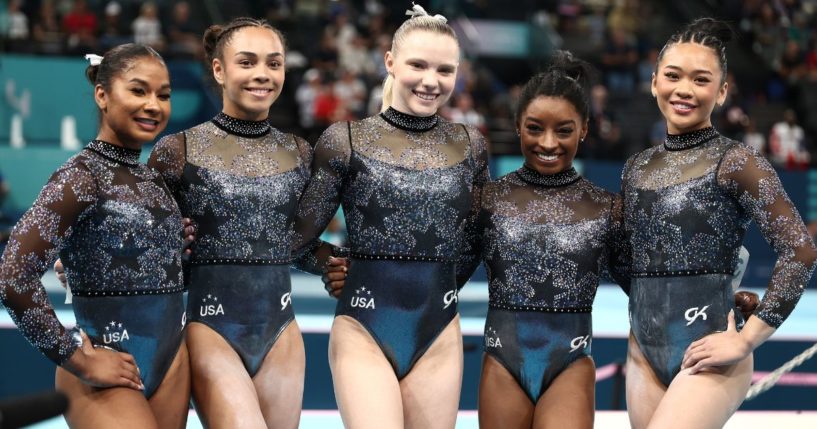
[[134, 117, 160, 131], [535, 152, 561, 162], [413, 90, 439, 101], [245, 87, 274, 97], [670, 100, 696, 114]]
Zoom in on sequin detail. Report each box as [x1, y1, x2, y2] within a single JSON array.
[[150, 121, 311, 263], [664, 126, 718, 151], [211, 112, 271, 138], [516, 166, 581, 187], [380, 107, 438, 132], [623, 130, 817, 328], [296, 116, 487, 266], [0, 148, 184, 365], [480, 173, 629, 310], [292, 115, 489, 282], [87, 140, 141, 166]]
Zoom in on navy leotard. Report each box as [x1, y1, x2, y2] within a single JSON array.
[[622, 127, 817, 386], [293, 108, 489, 378], [0, 140, 185, 397], [476, 166, 629, 402], [150, 113, 312, 375]]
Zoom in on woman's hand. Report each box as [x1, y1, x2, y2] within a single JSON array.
[[322, 256, 349, 298], [63, 330, 143, 391], [681, 310, 752, 374], [182, 217, 196, 256], [54, 259, 67, 289]]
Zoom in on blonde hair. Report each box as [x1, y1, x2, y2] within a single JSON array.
[[380, 5, 459, 112]]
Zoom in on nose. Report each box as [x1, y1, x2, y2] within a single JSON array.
[[674, 79, 693, 98], [538, 131, 559, 151], [253, 64, 271, 82], [143, 93, 160, 113], [420, 70, 438, 90]]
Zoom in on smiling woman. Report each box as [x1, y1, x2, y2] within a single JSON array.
[[0, 44, 192, 429], [147, 17, 318, 429]]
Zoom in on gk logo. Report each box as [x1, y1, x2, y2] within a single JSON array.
[[443, 290, 458, 309], [685, 305, 710, 326], [281, 292, 292, 310], [570, 335, 590, 352]]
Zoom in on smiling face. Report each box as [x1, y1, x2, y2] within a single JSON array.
[[652, 42, 727, 134], [519, 96, 587, 176], [213, 26, 285, 121], [95, 57, 171, 149], [385, 30, 459, 117]]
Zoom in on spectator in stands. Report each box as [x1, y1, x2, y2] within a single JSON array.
[[99, 1, 129, 51], [333, 68, 367, 119], [32, 0, 63, 54], [62, 0, 97, 53], [1, 0, 29, 51], [132, 2, 164, 51], [743, 118, 766, 155], [0, 169, 9, 244], [295, 68, 322, 133], [166, 1, 200, 59], [448, 92, 487, 134], [769, 108, 810, 169], [583, 84, 623, 159], [601, 27, 638, 95]]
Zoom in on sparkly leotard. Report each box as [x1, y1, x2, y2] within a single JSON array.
[[622, 127, 817, 386], [292, 108, 489, 378], [0, 141, 185, 397], [477, 166, 629, 402], [149, 113, 312, 375]]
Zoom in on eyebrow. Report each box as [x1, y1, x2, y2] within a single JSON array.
[[234, 51, 284, 58], [663, 65, 713, 75], [129, 78, 171, 90], [524, 117, 577, 126], [404, 57, 458, 68]]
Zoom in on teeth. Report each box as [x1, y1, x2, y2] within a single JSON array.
[[136, 119, 158, 125], [537, 154, 558, 161], [248, 89, 271, 96], [414, 92, 437, 101]]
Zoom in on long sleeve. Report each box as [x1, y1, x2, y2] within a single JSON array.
[[147, 132, 186, 198], [601, 194, 631, 294], [455, 125, 490, 288], [0, 162, 97, 365], [291, 122, 351, 274], [718, 144, 817, 327]]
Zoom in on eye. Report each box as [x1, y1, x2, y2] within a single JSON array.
[[525, 124, 542, 133], [663, 72, 679, 80], [238, 59, 253, 67], [557, 127, 575, 136], [409, 62, 425, 70], [694, 76, 711, 84], [130, 87, 146, 95], [269, 60, 283, 69], [159, 93, 171, 101]]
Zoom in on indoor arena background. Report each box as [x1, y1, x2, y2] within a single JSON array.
[[1, 0, 816, 427]]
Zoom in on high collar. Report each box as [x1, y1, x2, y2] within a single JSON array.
[[87, 140, 141, 167], [211, 112, 271, 138], [664, 126, 719, 151], [516, 165, 581, 187], [380, 107, 438, 132]]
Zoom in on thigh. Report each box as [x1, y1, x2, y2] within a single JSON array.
[[478, 353, 534, 429], [253, 321, 305, 429], [329, 315, 404, 429], [400, 315, 463, 429], [625, 332, 667, 429], [55, 366, 158, 429], [148, 341, 191, 429], [186, 322, 266, 429], [648, 354, 752, 429], [533, 356, 595, 429]]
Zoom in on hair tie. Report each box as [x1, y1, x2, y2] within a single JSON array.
[[405, 2, 447, 24], [84, 54, 104, 66]]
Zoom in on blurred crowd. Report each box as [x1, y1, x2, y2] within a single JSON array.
[[0, 0, 815, 167]]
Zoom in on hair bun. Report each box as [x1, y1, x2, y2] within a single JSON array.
[[547, 50, 594, 87], [686, 17, 733, 45], [202, 24, 224, 62]]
